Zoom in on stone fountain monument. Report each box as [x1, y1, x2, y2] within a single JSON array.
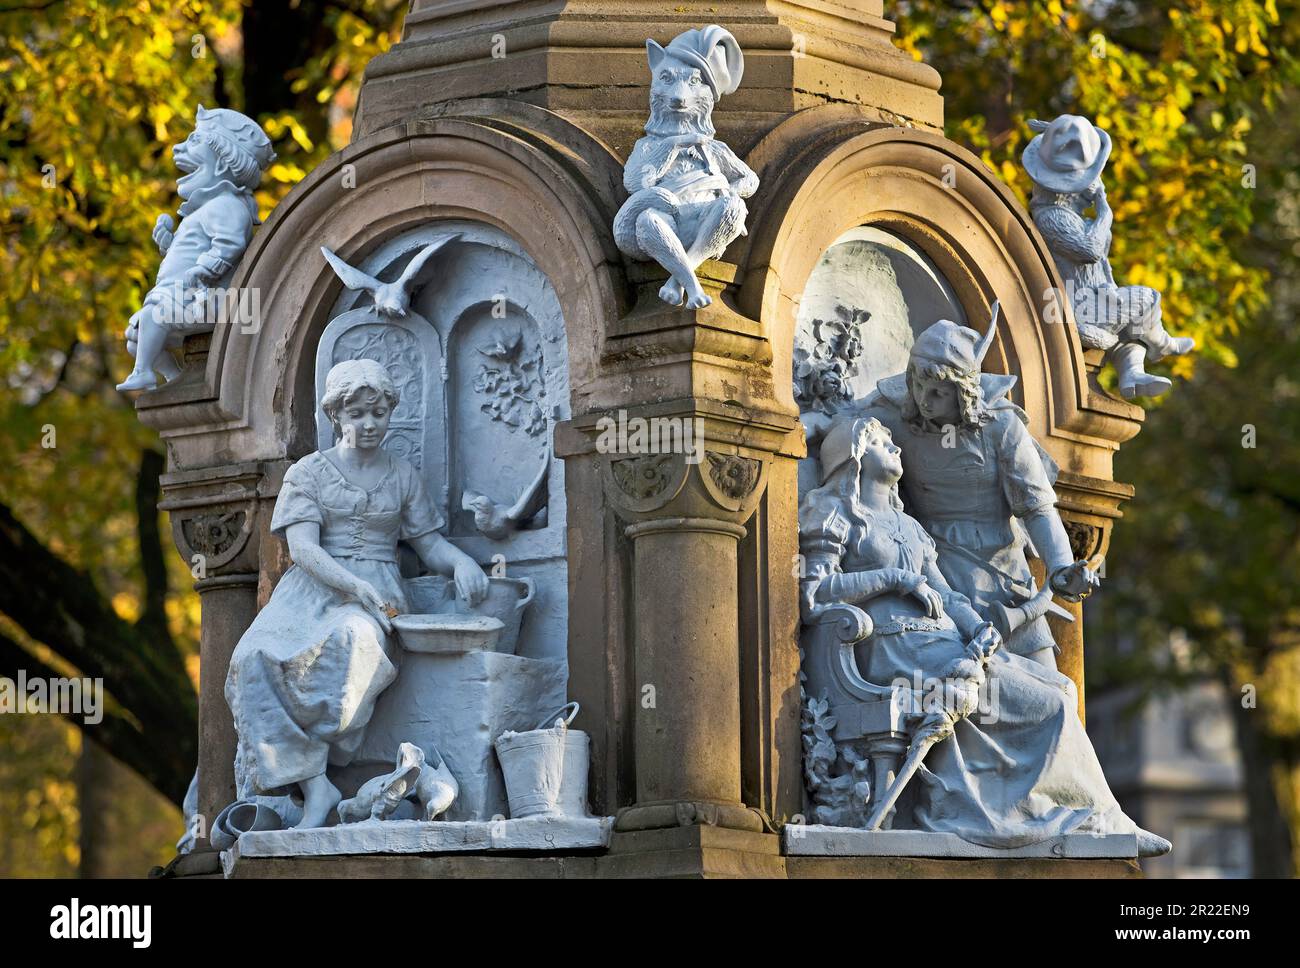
[[133, 1, 1166, 879]]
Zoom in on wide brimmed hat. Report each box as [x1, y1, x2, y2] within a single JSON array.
[[1021, 114, 1111, 194], [649, 25, 745, 99]]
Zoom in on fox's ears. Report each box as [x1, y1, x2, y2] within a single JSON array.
[[647, 38, 666, 72]]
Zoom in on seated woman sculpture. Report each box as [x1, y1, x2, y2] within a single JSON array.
[[799, 415, 1170, 856], [225, 358, 489, 829]]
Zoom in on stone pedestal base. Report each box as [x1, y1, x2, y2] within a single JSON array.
[[782, 826, 1138, 859], [221, 816, 613, 877], [196, 825, 1141, 879]]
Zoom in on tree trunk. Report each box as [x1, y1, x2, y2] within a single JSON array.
[[0, 450, 196, 806], [77, 738, 114, 878], [1223, 663, 1296, 877]]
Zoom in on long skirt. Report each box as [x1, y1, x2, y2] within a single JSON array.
[[863, 629, 1137, 847], [225, 557, 408, 797]]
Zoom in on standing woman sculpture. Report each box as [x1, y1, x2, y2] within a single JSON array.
[[800, 416, 1170, 855], [859, 316, 1097, 670], [224, 358, 488, 829]]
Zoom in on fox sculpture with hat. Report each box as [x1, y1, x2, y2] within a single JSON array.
[[1022, 114, 1194, 398], [614, 25, 759, 310]]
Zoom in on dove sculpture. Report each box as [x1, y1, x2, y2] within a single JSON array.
[[321, 234, 459, 317]]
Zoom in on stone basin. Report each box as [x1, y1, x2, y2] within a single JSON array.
[[403, 575, 534, 655], [392, 613, 504, 654]]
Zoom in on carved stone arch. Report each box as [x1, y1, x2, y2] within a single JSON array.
[[736, 108, 1143, 486], [735, 106, 1144, 717], [138, 101, 627, 473]]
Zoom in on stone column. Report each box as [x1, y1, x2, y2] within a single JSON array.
[[158, 461, 279, 850], [1052, 498, 1125, 724], [626, 516, 748, 818], [192, 572, 258, 831], [592, 438, 782, 834]]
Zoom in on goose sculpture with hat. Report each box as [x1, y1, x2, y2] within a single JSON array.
[[1023, 114, 1194, 399]]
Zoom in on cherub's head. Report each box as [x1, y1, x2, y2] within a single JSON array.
[[645, 26, 743, 138], [174, 105, 275, 199]]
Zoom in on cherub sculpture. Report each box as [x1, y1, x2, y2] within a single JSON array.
[[1023, 114, 1193, 398], [118, 106, 275, 391], [613, 25, 759, 309]]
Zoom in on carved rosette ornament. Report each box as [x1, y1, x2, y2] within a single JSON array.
[[603, 453, 689, 514], [702, 452, 763, 512]]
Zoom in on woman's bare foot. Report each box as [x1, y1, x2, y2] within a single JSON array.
[[297, 773, 341, 829]]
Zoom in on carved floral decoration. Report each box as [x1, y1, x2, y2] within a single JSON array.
[[793, 306, 870, 415], [472, 328, 547, 437], [800, 688, 870, 828]]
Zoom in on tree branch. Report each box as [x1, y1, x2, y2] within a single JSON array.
[[0, 499, 195, 804], [0, 629, 183, 804]]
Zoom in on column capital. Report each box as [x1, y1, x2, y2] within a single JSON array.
[[598, 449, 771, 529], [157, 460, 289, 581]]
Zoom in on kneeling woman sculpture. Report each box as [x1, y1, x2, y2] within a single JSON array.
[[799, 416, 1170, 856], [225, 358, 489, 829]]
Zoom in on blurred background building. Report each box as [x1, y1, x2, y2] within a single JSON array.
[[1088, 618, 1252, 878]]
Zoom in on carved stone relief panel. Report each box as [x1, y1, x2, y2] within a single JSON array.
[[319, 222, 572, 664], [449, 306, 549, 538]]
